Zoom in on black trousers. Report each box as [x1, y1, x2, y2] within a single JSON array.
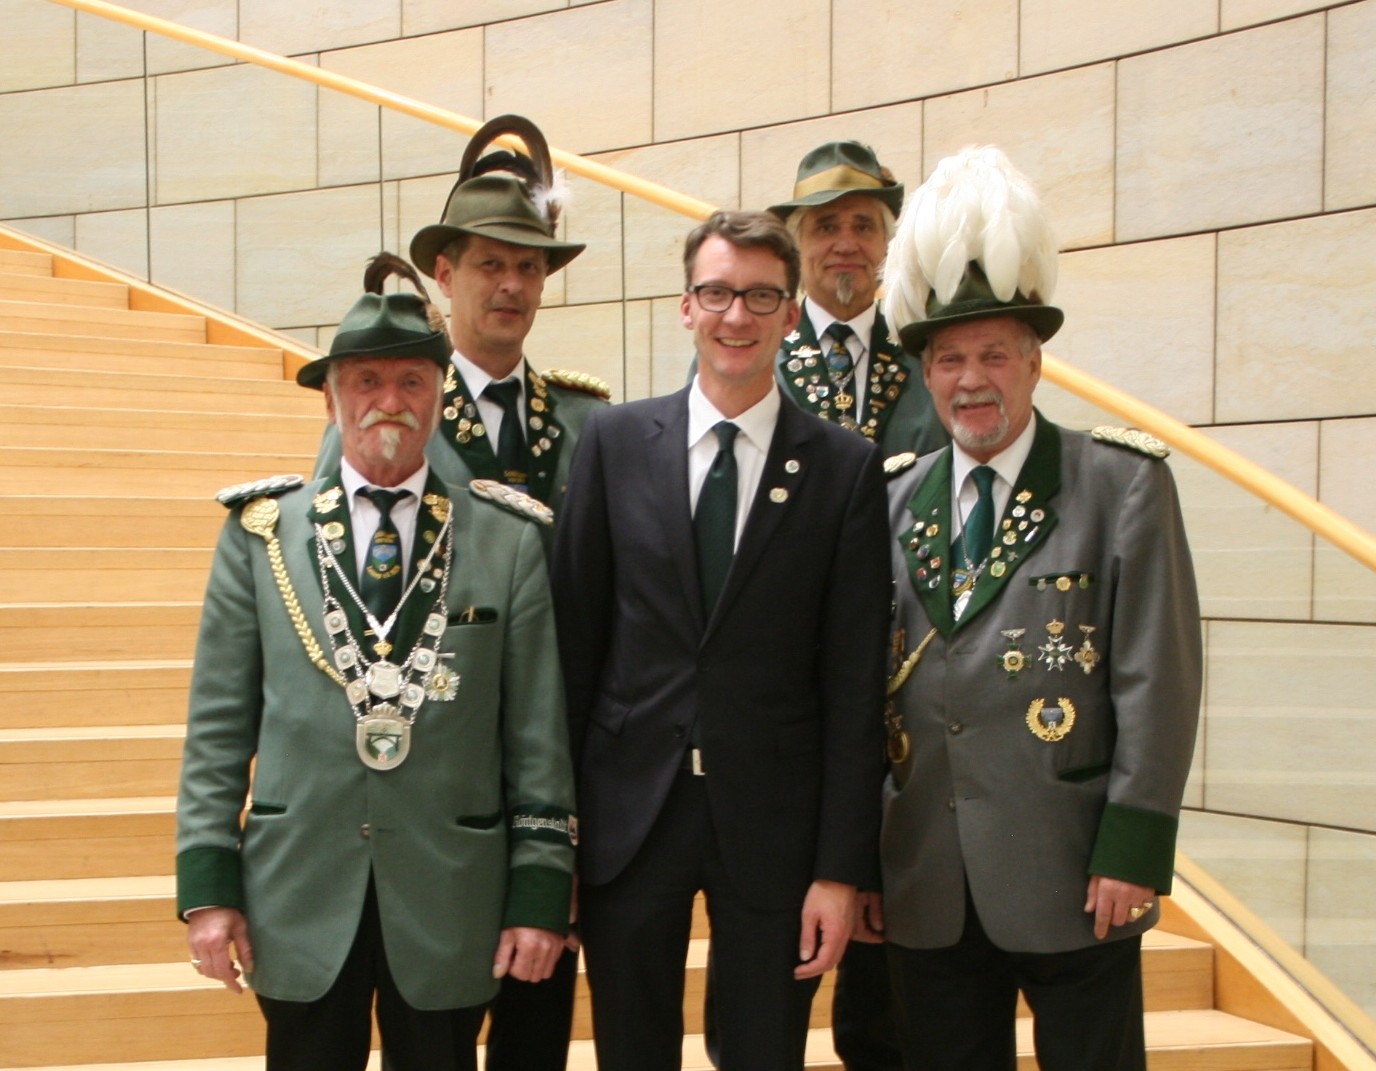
[[831, 940, 904, 1071], [579, 771, 821, 1071], [256, 876, 486, 1071], [482, 945, 579, 1071], [885, 894, 1146, 1071]]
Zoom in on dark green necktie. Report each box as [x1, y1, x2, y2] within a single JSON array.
[[359, 487, 410, 623], [484, 378, 529, 488], [962, 465, 997, 566], [694, 421, 739, 616]]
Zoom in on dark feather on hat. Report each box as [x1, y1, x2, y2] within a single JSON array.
[[363, 252, 447, 334], [459, 114, 567, 231]]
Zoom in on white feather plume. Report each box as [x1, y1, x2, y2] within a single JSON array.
[[883, 145, 1057, 334], [532, 169, 572, 231]]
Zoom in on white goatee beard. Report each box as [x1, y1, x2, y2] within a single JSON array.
[[835, 272, 855, 309], [950, 390, 1009, 453], [376, 425, 402, 461]]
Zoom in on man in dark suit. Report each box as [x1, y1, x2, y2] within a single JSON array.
[[551, 210, 891, 1071], [178, 263, 575, 1071], [770, 140, 946, 460], [877, 146, 1202, 1070]]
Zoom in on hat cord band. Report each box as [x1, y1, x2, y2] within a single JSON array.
[[794, 164, 887, 199]]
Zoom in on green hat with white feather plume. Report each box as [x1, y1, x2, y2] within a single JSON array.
[[882, 146, 1064, 354]]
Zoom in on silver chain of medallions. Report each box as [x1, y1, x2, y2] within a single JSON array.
[[313, 512, 456, 769]]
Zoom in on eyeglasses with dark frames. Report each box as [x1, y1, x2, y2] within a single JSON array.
[[688, 284, 792, 315]]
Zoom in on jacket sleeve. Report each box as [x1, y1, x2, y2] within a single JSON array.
[[1090, 455, 1203, 893], [175, 511, 263, 918], [500, 518, 578, 932]]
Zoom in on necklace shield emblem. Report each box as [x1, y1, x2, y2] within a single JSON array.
[[357, 706, 412, 769]]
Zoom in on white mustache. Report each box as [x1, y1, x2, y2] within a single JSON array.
[[359, 409, 420, 431], [952, 390, 1003, 410]]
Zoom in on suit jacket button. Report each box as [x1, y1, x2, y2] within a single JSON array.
[[360, 824, 371, 839], [946, 797, 957, 811], [948, 722, 963, 735]]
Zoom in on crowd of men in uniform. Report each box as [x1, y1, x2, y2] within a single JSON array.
[[176, 114, 1201, 1071]]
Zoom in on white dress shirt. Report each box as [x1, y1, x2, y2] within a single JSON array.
[[686, 377, 781, 549], [804, 297, 877, 421], [339, 457, 429, 584], [949, 416, 1037, 552]]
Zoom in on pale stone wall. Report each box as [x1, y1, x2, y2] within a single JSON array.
[[2, 0, 1374, 1016]]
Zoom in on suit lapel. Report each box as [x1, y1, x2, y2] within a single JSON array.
[[776, 313, 832, 421], [705, 399, 813, 639], [862, 311, 915, 445], [391, 470, 452, 659], [899, 448, 957, 637], [649, 391, 704, 634], [305, 471, 372, 652], [524, 364, 564, 506], [437, 362, 503, 482]]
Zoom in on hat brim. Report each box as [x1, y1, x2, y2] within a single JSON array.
[[296, 331, 452, 389], [898, 303, 1064, 355], [410, 222, 585, 278], [768, 183, 904, 222]]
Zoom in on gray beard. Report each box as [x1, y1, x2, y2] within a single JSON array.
[[376, 425, 402, 461], [834, 272, 855, 309], [951, 392, 1009, 453]]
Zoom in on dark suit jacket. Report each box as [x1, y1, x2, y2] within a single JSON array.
[[550, 386, 890, 912]]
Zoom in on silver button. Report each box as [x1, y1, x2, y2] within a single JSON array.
[[360, 824, 371, 839], [948, 723, 963, 735]]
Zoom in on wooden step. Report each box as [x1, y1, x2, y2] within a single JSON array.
[[0, 300, 205, 344], [0, 548, 212, 603], [0, 275, 127, 309], [0, 405, 324, 455], [0, 251, 52, 277], [0, 662, 191, 729], [0, 726, 184, 801], [0, 604, 201, 664], [0, 366, 319, 417], [0, 498, 223, 549], [0, 331, 289, 379], [0, 877, 181, 970], [0, 447, 312, 496], [0, 797, 175, 881]]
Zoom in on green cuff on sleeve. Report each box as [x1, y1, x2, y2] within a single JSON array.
[[176, 846, 245, 920], [1088, 802, 1178, 894], [502, 864, 573, 935]]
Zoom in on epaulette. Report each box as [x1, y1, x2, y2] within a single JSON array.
[[1090, 426, 1169, 459], [541, 368, 612, 401], [883, 452, 918, 478], [215, 474, 304, 508], [469, 479, 555, 526]]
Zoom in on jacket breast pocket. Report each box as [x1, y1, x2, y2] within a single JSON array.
[[448, 606, 499, 625]]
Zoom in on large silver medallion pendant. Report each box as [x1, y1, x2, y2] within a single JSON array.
[[367, 660, 402, 699], [357, 704, 411, 769]]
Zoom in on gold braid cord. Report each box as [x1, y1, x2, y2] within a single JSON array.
[[240, 497, 346, 688], [887, 627, 938, 698]]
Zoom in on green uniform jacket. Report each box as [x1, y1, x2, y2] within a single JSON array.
[[881, 414, 1201, 953], [777, 302, 947, 458], [314, 360, 609, 525], [175, 470, 575, 1009]]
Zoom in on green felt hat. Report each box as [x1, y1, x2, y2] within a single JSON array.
[[768, 140, 904, 220], [296, 255, 452, 389], [410, 114, 585, 277], [896, 260, 1064, 354]]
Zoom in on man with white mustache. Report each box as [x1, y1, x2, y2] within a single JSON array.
[[876, 146, 1201, 1071]]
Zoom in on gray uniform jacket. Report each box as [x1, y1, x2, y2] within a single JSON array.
[[882, 413, 1201, 954]]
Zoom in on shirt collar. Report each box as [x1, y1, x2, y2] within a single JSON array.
[[451, 349, 524, 398], [804, 297, 876, 354], [340, 456, 430, 503], [688, 376, 781, 454], [951, 414, 1037, 495]]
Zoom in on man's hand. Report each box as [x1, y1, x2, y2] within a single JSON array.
[[795, 879, 856, 979], [187, 907, 254, 994], [493, 926, 565, 982], [1084, 875, 1157, 940], [851, 890, 886, 944]]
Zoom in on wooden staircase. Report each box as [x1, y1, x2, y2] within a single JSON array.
[[0, 235, 1327, 1070]]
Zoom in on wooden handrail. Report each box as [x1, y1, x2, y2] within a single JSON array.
[[37, 0, 1376, 574]]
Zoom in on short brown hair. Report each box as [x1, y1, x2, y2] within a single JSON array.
[[682, 210, 800, 295]]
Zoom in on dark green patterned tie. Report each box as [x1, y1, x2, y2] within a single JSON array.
[[359, 487, 411, 622], [962, 465, 997, 566], [483, 378, 529, 488], [694, 421, 739, 616]]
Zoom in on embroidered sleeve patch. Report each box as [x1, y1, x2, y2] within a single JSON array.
[[509, 804, 578, 846]]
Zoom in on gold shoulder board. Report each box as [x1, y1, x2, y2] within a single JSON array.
[[215, 473, 305, 508], [1090, 426, 1169, 459], [883, 451, 918, 477], [541, 368, 612, 401], [469, 479, 555, 526]]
